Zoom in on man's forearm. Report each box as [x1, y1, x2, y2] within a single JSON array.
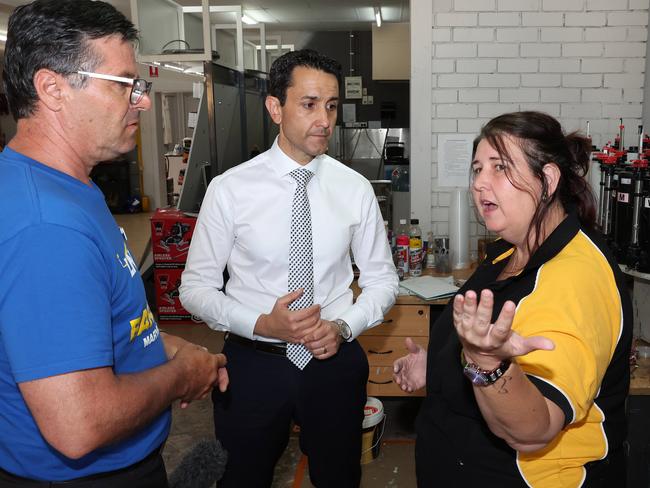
[[20, 358, 192, 459]]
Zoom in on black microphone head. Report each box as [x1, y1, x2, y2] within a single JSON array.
[[168, 439, 228, 488]]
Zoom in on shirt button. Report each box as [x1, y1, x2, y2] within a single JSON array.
[[458, 460, 464, 466]]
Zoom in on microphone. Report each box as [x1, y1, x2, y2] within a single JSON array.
[[168, 439, 228, 488]]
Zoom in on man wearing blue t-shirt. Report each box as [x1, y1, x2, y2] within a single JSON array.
[[0, 1, 228, 486]]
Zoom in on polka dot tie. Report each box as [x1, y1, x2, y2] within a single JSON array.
[[286, 168, 314, 370]]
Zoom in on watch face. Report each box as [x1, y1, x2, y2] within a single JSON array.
[[463, 365, 489, 387]]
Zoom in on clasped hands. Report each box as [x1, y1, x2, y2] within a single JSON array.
[[256, 289, 342, 360], [393, 288, 554, 392], [163, 333, 229, 408]]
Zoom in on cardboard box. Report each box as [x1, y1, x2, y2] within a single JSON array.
[[153, 265, 201, 322], [150, 208, 196, 264]]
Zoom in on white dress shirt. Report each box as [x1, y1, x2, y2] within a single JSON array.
[[179, 138, 399, 341]]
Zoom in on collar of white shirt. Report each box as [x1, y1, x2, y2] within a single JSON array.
[[268, 136, 324, 181]]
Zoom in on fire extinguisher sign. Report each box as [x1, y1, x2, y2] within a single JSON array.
[[149, 66, 159, 78]]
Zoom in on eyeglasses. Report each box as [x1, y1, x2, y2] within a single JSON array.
[[76, 71, 153, 105]]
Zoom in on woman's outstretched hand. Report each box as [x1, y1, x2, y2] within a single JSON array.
[[393, 337, 427, 393], [453, 289, 554, 367]]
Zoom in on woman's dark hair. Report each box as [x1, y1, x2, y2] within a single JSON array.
[[268, 49, 342, 106], [473, 111, 596, 254], [3, 0, 138, 121]]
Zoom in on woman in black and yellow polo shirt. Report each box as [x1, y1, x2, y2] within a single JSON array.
[[394, 111, 632, 487]]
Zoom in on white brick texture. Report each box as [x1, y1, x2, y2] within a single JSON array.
[[521, 43, 561, 57], [587, 0, 628, 10], [428, 0, 645, 246], [478, 43, 519, 57], [498, 0, 539, 10], [543, 0, 584, 11]]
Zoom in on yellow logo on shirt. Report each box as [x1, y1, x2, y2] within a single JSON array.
[[130, 306, 155, 342]]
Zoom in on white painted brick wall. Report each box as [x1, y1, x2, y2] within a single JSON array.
[[454, 0, 495, 11], [477, 43, 519, 57], [584, 27, 627, 42], [498, 0, 539, 11], [604, 42, 646, 58], [587, 0, 628, 10], [496, 27, 538, 42], [438, 74, 478, 87], [479, 12, 520, 26], [479, 74, 520, 87], [436, 43, 478, 58], [428, 0, 646, 253], [479, 103, 520, 117], [562, 43, 603, 57], [498, 58, 538, 72], [561, 103, 602, 118], [522, 13, 563, 26], [458, 118, 490, 133], [454, 28, 495, 42], [540, 88, 581, 102], [540, 58, 580, 72], [500, 88, 540, 102], [630, 0, 650, 10], [520, 103, 561, 116], [562, 74, 602, 87], [625, 58, 645, 72], [432, 89, 458, 103], [432, 59, 455, 73], [624, 88, 644, 102], [543, 0, 583, 10], [456, 59, 497, 73], [522, 73, 561, 86], [540, 27, 583, 42], [565, 12, 607, 26], [521, 43, 561, 57], [582, 58, 623, 73], [458, 88, 499, 102], [582, 88, 623, 102], [628, 27, 649, 42], [608, 12, 649, 27]]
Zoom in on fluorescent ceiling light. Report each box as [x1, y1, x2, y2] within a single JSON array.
[[0, 32, 7, 42], [374, 7, 382, 27], [163, 63, 185, 72], [256, 44, 294, 50], [241, 14, 258, 25]]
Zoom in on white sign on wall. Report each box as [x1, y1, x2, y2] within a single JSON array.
[[344, 76, 363, 99], [437, 133, 474, 188]]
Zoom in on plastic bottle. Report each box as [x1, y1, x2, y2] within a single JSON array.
[[395, 219, 409, 279], [425, 231, 435, 269], [409, 219, 423, 277]]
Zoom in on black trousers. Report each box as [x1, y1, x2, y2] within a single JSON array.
[[213, 338, 369, 488], [0, 449, 167, 488]]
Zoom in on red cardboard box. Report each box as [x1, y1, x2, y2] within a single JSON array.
[[151, 208, 197, 264], [153, 265, 202, 322]]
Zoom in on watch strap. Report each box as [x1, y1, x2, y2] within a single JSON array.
[[333, 319, 352, 341], [461, 350, 512, 386]]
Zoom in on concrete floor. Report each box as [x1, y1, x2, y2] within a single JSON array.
[[115, 211, 421, 487]]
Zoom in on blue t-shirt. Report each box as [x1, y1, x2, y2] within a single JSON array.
[[0, 148, 170, 480]]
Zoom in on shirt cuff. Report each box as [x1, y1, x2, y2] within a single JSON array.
[[227, 304, 261, 340], [337, 306, 369, 340]]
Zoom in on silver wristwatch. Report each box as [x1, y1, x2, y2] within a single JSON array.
[[333, 319, 352, 341]]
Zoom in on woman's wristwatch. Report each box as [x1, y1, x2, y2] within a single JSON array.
[[461, 350, 512, 387]]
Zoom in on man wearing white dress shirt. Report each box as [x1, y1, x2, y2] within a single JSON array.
[[180, 49, 398, 487]]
